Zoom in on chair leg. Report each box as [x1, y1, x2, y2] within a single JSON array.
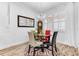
[[33, 48, 36, 56], [28, 45, 31, 55], [55, 44, 57, 52], [52, 45, 54, 56], [41, 44, 44, 52]]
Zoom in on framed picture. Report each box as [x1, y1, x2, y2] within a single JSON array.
[[17, 15, 34, 27]]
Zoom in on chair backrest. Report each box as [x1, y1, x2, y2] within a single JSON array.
[[45, 30, 50, 35], [45, 30, 50, 42], [28, 32, 35, 42], [51, 31, 58, 44]]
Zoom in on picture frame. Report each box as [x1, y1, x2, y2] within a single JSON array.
[[17, 15, 34, 27]]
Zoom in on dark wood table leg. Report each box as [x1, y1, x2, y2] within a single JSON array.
[[33, 48, 36, 56], [28, 45, 31, 55], [41, 44, 44, 52]]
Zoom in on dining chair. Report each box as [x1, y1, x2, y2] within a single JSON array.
[[27, 32, 43, 56], [43, 31, 58, 56], [45, 30, 50, 43], [43, 30, 51, 48]]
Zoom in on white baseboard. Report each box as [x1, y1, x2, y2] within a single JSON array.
[[57, 40, 76, 48], [0, 40, 29, 50], [0, 40, 77, 50]]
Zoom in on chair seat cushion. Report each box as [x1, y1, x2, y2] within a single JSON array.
[[29, 41, 43, 47]]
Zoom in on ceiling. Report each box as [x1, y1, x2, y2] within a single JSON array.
[[23, 2, 69, 13]]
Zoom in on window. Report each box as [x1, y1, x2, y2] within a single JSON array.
[[53, 18, 65, 31]]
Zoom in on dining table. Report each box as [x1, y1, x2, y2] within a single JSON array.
[[33, 31, 51, 41], [33, 31, 52, 52], [33, 32, 44, 41]]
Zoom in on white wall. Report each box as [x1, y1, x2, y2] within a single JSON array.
[[46, 3, 76, 47], [0, 2, 79, 49], [0, 2, 8, 30], [0, 2, 37, 49], [0, 2, 9, 49], [74, 2, 79, 48]]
